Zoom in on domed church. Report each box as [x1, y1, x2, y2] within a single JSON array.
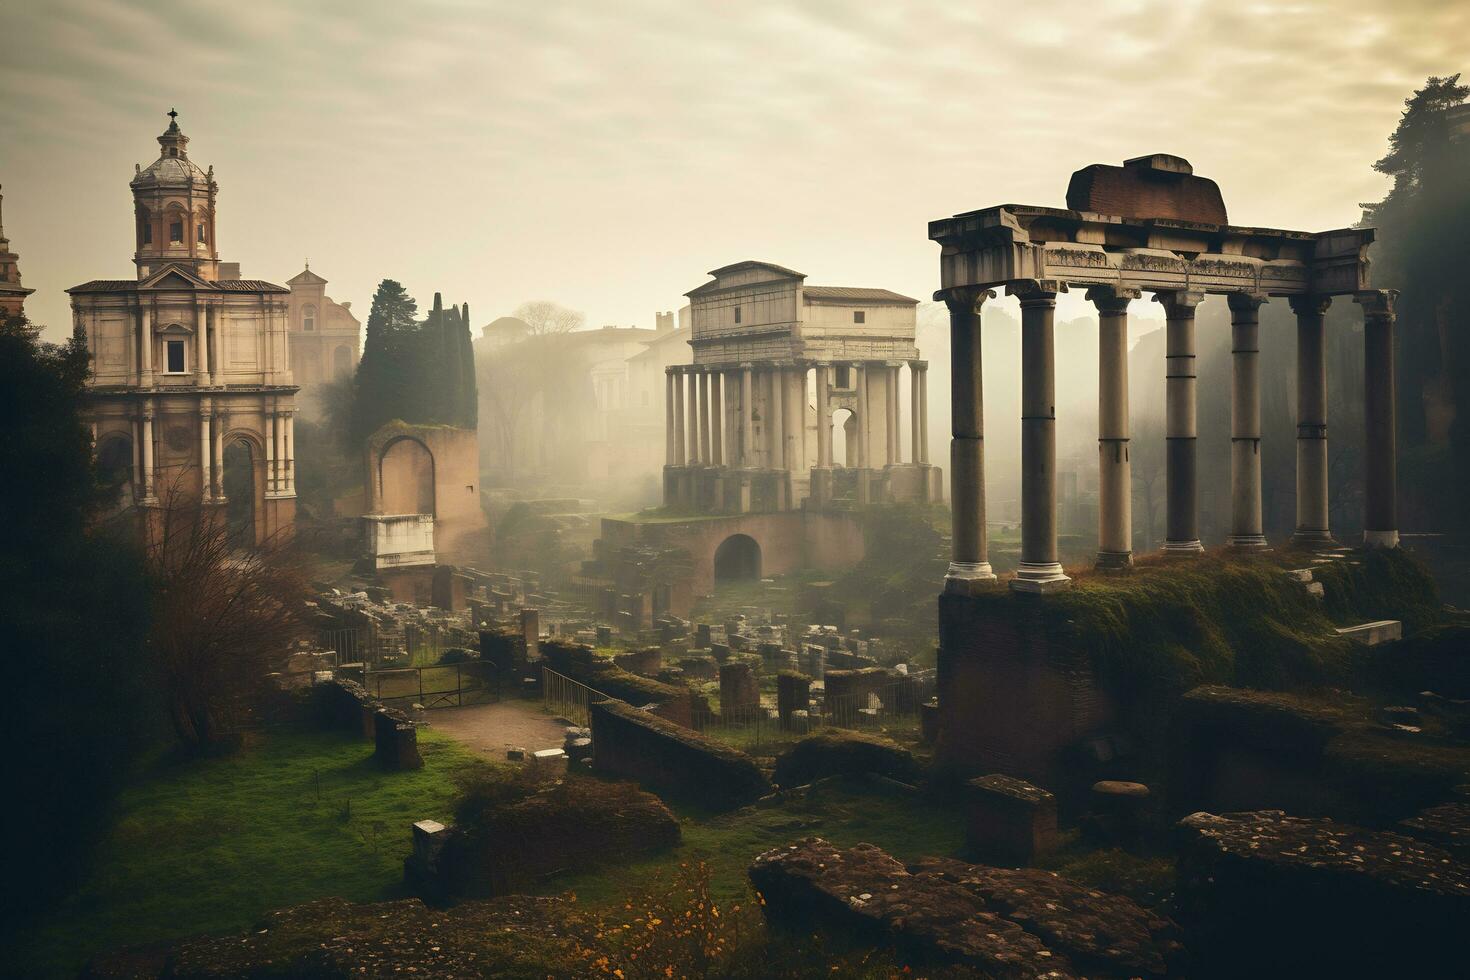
[[68, 111, 297, 545]]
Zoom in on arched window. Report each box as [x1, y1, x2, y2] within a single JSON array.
[[138, 209, 152, 246], [196, 217, 208, 244], [169, 217, 184, 243], [302, 305, 316, 331]]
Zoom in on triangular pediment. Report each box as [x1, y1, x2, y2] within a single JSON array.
[[140, 264, 211, 291]]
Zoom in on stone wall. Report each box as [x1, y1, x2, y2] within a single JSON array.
[[590, 699, 770, 810]]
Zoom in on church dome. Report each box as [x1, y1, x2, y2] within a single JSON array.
[[130, 111, 211, 192]]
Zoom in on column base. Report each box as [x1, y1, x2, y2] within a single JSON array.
[[1364, 529, 1400, 549], [1162, 539, 1205, 556], [1095, 550, 1133, 570], [1010, 562, 1071, 594], [944, 561, 996, 594], [1290, 528, 1335, 547], [1226, 534, 1269, 550]]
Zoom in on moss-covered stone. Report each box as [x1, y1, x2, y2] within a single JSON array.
[[773, 729, 920, 788]]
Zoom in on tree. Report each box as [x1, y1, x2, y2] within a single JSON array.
[[513, 299, 584, 336], [146, 486, 309, 747], [0, 311, 152, 916], [351, 279, 419, 445]]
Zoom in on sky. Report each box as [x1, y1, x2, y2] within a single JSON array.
[[3, 0, 1467, 343]]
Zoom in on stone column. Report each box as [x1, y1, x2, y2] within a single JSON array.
[[1356, 289, 1399, 547], [206, 303, 217, 386], [1008, 280, 1069, 592], [665, 368, 676, 466], [131, 415, 144, 501], [815, 363, 832, 466], [909, 360, 922, 464], [1087, 286, 1139, 568], [141, 405, 156, 500], [672, 368, 686, 466], [284, 410, 296, 493], [740, 365, 753, 467], [199, 403, 213, 500], [918, 363, 930, 464], [686, 367, 700, 465], [884, 365, 898, 465], [855, 363, 869, 469], [710, 371, 723, 466], [943, 288, 997, 589], [194, 302, 209, 385], [140, 305, 154, 387], [697, 369, 711, 464], [1156, 290, 1206, 555], [212, 412, 225, 500], [1289, 295, 1334, 546], [1227, 293, 1269, 549], [265, 411, 277, 495], [769, 366, 785, 469]]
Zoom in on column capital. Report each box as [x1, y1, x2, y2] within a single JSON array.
[[1288, 294, 1332, 317], [1005, 279, 1066, 305], [936, 286, 996, 315], [1152, 289, 1206, 316], [1084, 284, 1142, 314], [1354, 288, 1398, 320], [1226, 292, 1269, 316], [908, 358, 928, 371]]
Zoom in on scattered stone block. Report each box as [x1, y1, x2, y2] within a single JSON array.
[[373, 708, 423, 771], [719, 660, 760, 716], [1335, 619, 1403, 645], [1176, 809, 1470, 976], [1082, 780, 1150, 850], [531, 748, 565, 761], [965, 774, 1057, 865], [505, 747, 526, 761], [776, 671, 812, 729]]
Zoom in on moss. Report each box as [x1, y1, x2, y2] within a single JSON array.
[[1313, 547, 1443, 634], [773, 730, 921, 788]]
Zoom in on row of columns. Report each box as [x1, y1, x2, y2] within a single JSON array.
[[126, 401, 296, 503], [942, 281, 1400, 595], [665, 360, 932, 470], [134, 302, 222, 388]]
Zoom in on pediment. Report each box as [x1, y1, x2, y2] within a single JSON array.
[[139, 264, 210, 291]]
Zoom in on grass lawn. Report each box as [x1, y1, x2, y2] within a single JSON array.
[[14, 727, 493, 978]]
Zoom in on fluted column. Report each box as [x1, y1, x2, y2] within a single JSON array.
[[1008, 280, 1069, 592], [816, 362, 832, 466], [672, 368, 687, 466], [1356, 289, 1399, 548], [1156, 289, 1205, 555], [1227, 293, 1269, 548], [740, 365, 753, 467], [1290, 295, 1334, 546], [710, 371, 723, 466], [686, 366, 699, 465], [199, 403, 213, 501], [1088, 286, 1139, 568], [697, 369, 711, 464], [942, 288, 996, 589]]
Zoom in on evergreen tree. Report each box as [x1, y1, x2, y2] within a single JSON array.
[[459, 302, 478, 428], [351, 279, 419, 445]]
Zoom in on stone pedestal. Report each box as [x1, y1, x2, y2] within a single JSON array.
[[719, 661, 759, 716], [965, 773, 1058, 865], [777, 672, 812, 729]]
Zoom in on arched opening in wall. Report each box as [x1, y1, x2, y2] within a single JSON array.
[[333, 345, 352, 380], [96, 434, 133, 505], [713, 533, 761, 583], [831, 408, 855, 467], [222, 439, 257, 547], [379, 436, 435, 516]]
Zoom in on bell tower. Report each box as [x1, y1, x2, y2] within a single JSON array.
[[131, 109, 220, 280]]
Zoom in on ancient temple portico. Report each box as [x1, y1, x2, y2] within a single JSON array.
[[663, 261, 941, 513], [930, 154, 1399, 594]]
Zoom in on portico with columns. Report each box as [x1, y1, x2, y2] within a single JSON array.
[[71, 111, 297, 545], [664, 261, 940, 514], [931, 154, 1398, 595]]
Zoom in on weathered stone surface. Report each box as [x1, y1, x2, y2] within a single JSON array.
[[591, 698, 769, 809], [773, 729, 920, 788], [751, 838, 1182, 978], [965, 774, 1057, 865], [373, 706, 422, 770], [1398, 802, 1470, 861], [1176, 809, 1470, 976], [912, 858, 1183, 978], [85, 895, 590, 978]]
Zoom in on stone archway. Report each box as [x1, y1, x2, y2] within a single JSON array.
[[379, 436, 436, 516], [713, 533, 761, 583], [222, 437, 258, 546]]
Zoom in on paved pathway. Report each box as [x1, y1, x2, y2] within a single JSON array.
[[427, 698, 572, 759]]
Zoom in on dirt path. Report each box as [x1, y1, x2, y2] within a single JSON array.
[[427, 698, 573, 759]]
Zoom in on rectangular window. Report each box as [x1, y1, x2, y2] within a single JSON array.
[[197, 223, 207, 243], [165, 339, 186, 374], [170, 221, 183, 243], [142, 223, 152, 245], [734, 306, 742, 324], [853, 311, 866, 324]]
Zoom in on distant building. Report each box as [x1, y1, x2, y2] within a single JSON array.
[[69, 112, 297, 544], [0, 185, 34, 318], [285, 264, 360, 399]]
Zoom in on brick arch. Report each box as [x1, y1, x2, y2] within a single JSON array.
[[377, 435, 436, 517]]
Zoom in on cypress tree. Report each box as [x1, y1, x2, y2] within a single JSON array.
[[458, 301, 478, 428], [351, 279, 419, 445]]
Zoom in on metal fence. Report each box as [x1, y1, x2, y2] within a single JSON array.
[[541, 666, 609, 727], [364, 662, 500, 710]]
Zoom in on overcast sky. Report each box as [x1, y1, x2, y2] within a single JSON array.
[[3, 0, 1467, 341]]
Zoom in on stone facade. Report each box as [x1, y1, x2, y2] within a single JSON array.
[[284, 264, 360, 406], [0, 186, 34, 318], [70, 113, 296, 544], [664, 261, 941, 513]]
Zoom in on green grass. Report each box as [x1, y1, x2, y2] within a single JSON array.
[[540, 776, 967, 908], [15, 727, 495, 978]]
